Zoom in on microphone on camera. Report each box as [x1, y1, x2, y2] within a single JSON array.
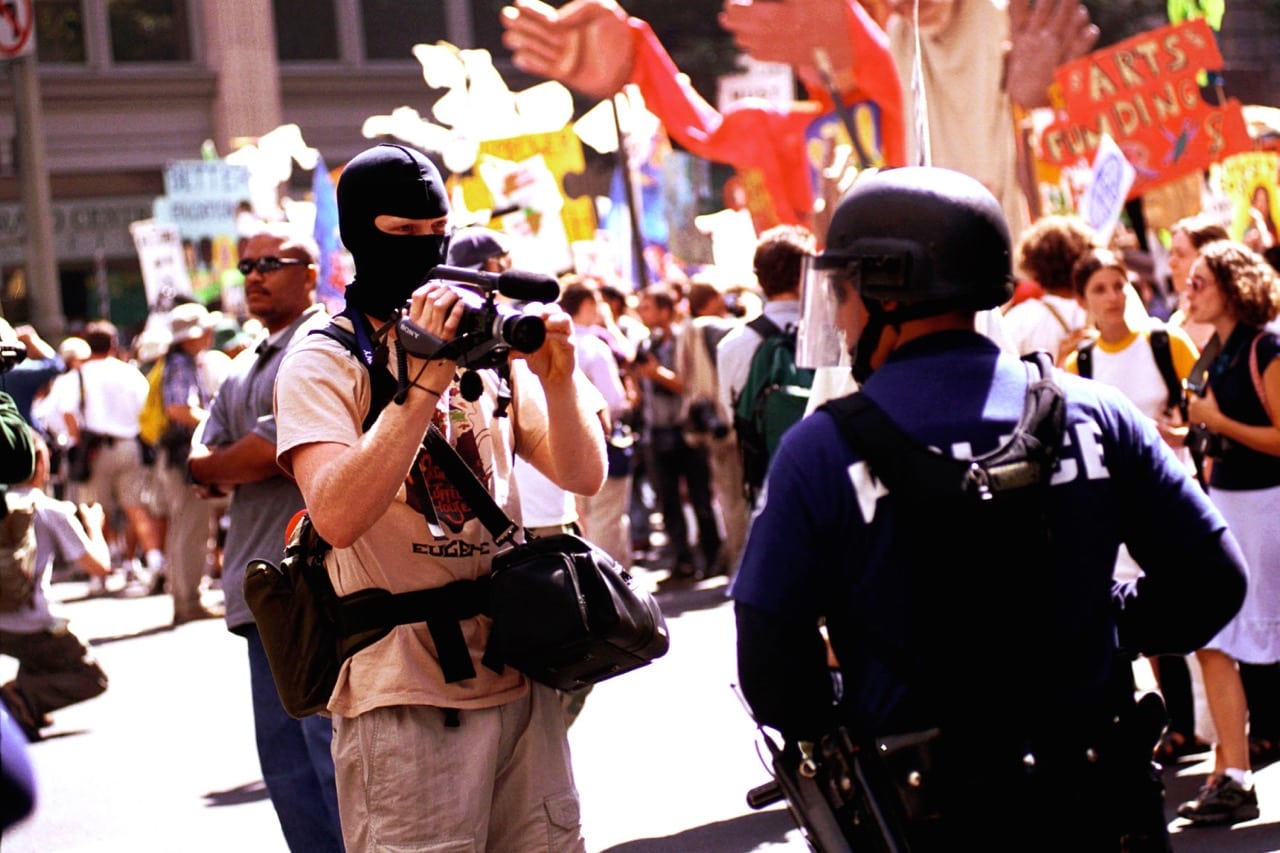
[[427, 265, 560, 304]]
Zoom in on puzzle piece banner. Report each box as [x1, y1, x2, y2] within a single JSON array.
[[451, 126, 596, 267], [1035, 18, 1251, 199]]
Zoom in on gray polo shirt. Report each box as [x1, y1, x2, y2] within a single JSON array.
[[199, 304, 329, 631]]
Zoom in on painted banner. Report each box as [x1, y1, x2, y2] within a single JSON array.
[[1079, 134, 1137, 245], [450, 126, 596, 274], [129, 219, 192, 311], [311, 156, 348, 314], [154, 160, 251, 304], [1214, 151, 1280, 246], [1035, 18, 1251, 199]]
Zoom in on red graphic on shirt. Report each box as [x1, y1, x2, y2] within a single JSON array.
[[405, 416, 490, 534]]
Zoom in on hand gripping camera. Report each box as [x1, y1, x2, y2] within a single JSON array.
[[0, 341, 27, 376], [393, 265, 560, 402], [395, 265, 560, 370]]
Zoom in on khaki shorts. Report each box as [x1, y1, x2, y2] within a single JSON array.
[[332, 683, 584, 852], [79, 438, 146, 512]]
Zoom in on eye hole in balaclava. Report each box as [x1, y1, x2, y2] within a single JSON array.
[[337, 143, 451, 320]]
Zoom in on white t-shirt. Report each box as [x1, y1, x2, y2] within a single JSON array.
[[1003, 294, 1088, 358], [572, 325, 627, 420], [47, 357, 148, 439]]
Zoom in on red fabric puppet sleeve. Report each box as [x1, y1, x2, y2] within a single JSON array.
[[625, 4, 904, 226]]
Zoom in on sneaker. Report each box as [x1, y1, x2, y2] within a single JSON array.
[[1177, 775, 1260, 826]]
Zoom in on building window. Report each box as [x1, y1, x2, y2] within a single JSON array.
[[360, 0, 446, 61], [35, 0, 87, 63], [108, 0, 192, 63], [273, 0, 339, 61]]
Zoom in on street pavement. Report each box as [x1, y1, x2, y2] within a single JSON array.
[[3, 570, 1280, 852]]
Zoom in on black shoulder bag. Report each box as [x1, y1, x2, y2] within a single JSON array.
[[420, 426, 671, 692]]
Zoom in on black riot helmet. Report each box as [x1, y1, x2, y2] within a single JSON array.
[[798, 167, 1014, 380], [819, 166, 1013, 313]]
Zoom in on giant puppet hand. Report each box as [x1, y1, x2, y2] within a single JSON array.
[[1005, 0, 1099, 109], [501, 0, 635, 100], [718, 0, 856, 82]]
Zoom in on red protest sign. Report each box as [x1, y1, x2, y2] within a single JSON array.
[[1034, 18, 1252, 199]]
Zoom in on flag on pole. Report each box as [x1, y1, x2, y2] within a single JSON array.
[[312, 155, 346, 313]]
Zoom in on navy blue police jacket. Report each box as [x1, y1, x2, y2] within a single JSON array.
[[730, 330, 1247, 742]]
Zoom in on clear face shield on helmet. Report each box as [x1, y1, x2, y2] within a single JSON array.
[[796, 254, 854, 370]]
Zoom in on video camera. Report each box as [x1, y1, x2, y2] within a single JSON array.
[[395, 265, 560, 370], [0, 341, 27, 376]]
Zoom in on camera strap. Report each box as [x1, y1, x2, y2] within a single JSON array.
[[422, 424, 521, 547]]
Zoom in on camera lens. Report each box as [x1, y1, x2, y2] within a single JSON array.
[[502, 315, 546, 354]]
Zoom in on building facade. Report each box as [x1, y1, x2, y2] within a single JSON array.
[[0, 0, 514, 339], [1, 0, 1277, 342]]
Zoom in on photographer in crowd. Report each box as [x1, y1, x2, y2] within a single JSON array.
[[274, 143, 604, 852], [0, 320, 34, 485], [632, 284, 721, 582]]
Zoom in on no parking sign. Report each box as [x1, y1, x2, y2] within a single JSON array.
[[0, 0, 35, 61]]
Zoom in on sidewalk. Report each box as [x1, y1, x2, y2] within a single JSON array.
[[3, 573, 1279, 852]]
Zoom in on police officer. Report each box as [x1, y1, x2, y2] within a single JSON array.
[[731, 167, 1247, 849]]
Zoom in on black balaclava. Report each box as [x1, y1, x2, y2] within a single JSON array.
[[338, 143, 451, 320]]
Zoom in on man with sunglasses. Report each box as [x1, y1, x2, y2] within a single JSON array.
[[188, 223, 341, 852]]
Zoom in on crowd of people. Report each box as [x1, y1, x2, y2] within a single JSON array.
[[0, 169, 1277, 845]]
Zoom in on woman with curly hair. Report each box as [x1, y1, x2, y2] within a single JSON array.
[[1177, 239, 1280, 826], [1166, 215, 1230, 349]]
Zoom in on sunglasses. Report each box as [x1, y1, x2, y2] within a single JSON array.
[[237, 256, 308, 276]]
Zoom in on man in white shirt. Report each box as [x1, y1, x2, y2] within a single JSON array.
[[717, 225, 816, 517], [48, 320, 164, 583], [717, 226, 815, 419], [559, 278, 632, 567]]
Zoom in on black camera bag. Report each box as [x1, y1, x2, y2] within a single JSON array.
[[294, 313, 669, 696], [484, 532, 669, 691]]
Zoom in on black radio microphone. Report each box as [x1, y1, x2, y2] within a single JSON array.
[[427, 265, 560, 304]]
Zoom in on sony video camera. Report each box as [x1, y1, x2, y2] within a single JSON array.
[[0, 340, 27, 376], [395, 265, 560, 370]]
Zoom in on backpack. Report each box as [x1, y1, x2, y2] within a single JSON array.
[[0, 491, 39, 613], [817, 353, 1168, 842], [733, 316, 816, 496], [138, 357, 168, 447], [1077, 324, 1184, 418]]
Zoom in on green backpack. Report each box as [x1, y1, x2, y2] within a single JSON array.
[[0, 491, 39, 613], [733, 316, 816, 497]]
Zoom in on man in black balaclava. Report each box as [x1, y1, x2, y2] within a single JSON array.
[[274, 142, 607, 851], [337, 143, 451, 320]]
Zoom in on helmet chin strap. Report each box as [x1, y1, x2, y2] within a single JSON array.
[[850, 299, 958, 382], [850, 303, 888, 384]]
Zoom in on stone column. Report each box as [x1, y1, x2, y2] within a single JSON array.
[[200, 0, 284, 152]]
